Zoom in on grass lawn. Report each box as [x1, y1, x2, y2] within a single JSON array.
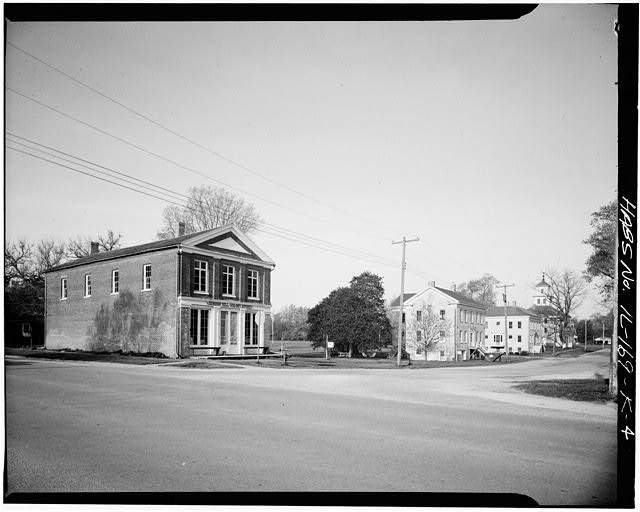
[[514, 379, 615, 402], [5, 347, 168, 365], [236, 353, 533, 369]]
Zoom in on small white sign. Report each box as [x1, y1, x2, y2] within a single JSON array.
[[327, 342, 334, 348]]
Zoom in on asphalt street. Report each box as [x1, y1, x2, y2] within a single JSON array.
[[5, 350, 616, 505]]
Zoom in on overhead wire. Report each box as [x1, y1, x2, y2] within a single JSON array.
[[7, 41, 400, 238], [7, 86, 398, 242], [6, 139, 402, 270], [6, 132, 400, 267]]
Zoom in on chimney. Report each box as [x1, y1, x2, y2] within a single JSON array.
[[427, 281, 436, 288], [178, 222, 185, 236], [451, 283, 457, 292], [90, 241, 99, 254]]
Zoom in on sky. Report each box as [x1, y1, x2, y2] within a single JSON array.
[[5, 5, 618, 317]]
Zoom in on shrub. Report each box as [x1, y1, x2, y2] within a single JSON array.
[[387, 347, 410, 360]]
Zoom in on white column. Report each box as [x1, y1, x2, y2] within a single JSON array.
[[212, 308, 219, 347], [257, 311, 265, 349], [238, 309, 244, 355]]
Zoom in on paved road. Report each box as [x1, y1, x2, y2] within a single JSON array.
[[5, 351, 616, 505]]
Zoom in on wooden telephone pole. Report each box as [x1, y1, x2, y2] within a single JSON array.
[[497, 283, 515, 362], [392, 236, 419, 367]]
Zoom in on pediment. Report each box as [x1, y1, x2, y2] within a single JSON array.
[[182, 225, 275, 266], [206, 237, 253, 255]]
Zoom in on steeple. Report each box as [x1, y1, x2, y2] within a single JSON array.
[[533, 273, 550, 306]]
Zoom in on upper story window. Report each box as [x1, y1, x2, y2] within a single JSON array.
[[112, 269, 119, 294], [194, 260, 209, 294], [223, 265, 235, 296], [60, 277, 68, 300], [496, 321, 500, 326], [84, 274, 92, 297], [537, 298, 541, 304], [517, 321, 522, 328], [416, 310, 422, 322], [416, 330, 422, 342], [247, 269, 259, 299], [508, 321, 513, 329], [142, 264, 152, 291], [439, 309, 445, 319], [402, 312, 406, 324]]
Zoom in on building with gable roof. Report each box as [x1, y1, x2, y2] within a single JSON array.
[[44, 224, 275, 358], [484, 304, 545, 354], [389, 281, 486, 361]]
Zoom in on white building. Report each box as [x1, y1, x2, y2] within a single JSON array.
[[390, 281, 486, 361], [485, 304, 545, 354], [529, 273, 566, 348]]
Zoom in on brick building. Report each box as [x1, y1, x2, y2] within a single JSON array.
[[44, 225, 275, 358]]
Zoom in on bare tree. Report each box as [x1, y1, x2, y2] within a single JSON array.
[[409, 303, 452, 357], [34, 240, 67, 278], [5, 240, 36, 286], [67, 230, 122, 258], [5, 239, 67, 320], [157, 185, 262, 239], [542, 269, 587, 347]]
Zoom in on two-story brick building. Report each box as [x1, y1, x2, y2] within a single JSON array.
[[389, 281, 486, 361], [44, 225, 275, 358]]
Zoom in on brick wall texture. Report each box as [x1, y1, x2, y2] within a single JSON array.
[[46, 249, 179, 357]]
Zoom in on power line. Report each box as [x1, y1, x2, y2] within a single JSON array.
[[7, 145, 187, 208], [7, 41, 399, 237], [6, 143, 401, 270], [7, 85, 472, 275], [7, 132, 400, 266], [7, 135, 188, 204], [6, 87, 325, 223], [7, 86, 398, 242]]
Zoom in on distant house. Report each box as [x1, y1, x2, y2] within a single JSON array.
[[389, 281, 486, 361], [43, 225, 275, 358], [485, 304, 545, 354]]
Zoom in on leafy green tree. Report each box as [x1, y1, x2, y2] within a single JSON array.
[[457, 274, 499, 306], [349, 272, 392, 344], [307, 272, 392, 356], [273, 305, 310, 341], [583, 200, 616, 303]]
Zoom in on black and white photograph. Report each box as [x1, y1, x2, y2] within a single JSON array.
[[4, 3, 635, 507]]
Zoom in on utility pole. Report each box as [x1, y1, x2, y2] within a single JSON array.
[[498, 283, 515, 362], [392, 236, 419, 367], [584, 319, 588, 352]]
